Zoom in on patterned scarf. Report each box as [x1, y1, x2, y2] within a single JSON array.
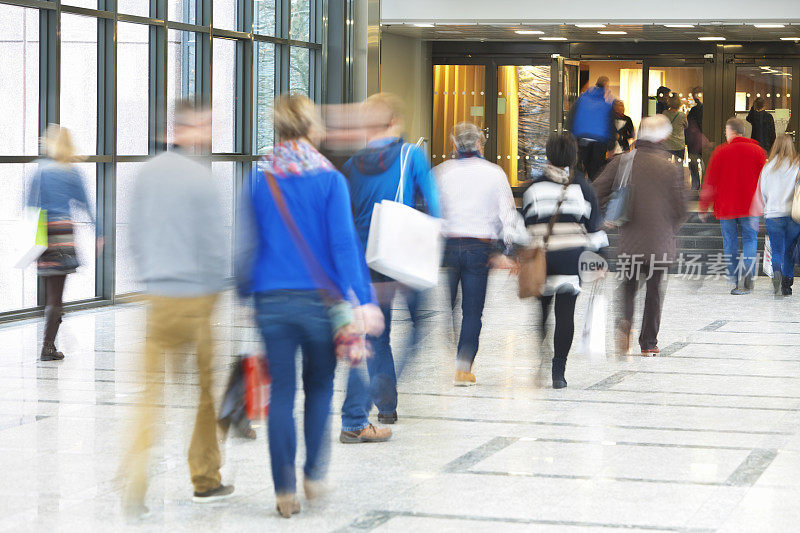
[[259, 140, 335, 177]]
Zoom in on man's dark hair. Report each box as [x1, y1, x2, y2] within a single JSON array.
[[726, 117, 746, 136], [546, 132, 578, 169], [753, 97, 766, 111], [656, 86, 671, 98], [596, 76, 609, 88]]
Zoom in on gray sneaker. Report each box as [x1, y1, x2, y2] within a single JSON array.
[[193, 484, 235, 503]]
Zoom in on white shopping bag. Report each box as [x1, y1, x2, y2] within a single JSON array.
[[14, 206, 48, 269], [580, 281, 606, 361], [365, 143, 443, 290], [763, 235, 773, 278]]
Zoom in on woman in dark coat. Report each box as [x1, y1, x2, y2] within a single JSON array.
[[747, 97, 776, 153]]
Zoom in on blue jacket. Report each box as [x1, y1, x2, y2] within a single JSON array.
[[569, 87, 614, 143], [235, 165, 375, 306], [26, 159, 101, 236], [343, 138, 442, 248]]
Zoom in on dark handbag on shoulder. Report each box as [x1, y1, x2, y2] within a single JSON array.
[[518, 172, 575, 299], [604, 148, 636, 227], [264, 171, 369, 364]]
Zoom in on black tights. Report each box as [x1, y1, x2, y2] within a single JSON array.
[[43, 275, 66, 346], [539, 292, 578, 360]]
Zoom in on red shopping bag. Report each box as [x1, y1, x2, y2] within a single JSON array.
[[244, 355, 271, 420]]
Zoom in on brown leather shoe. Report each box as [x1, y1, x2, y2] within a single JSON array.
[[339, 423, 392, 443]]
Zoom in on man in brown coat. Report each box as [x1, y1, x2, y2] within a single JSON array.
[[594, 115, 688, 356]]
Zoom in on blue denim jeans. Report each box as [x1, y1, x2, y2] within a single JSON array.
[[341, 282, 422, 432], [719, 217, 759, 281], [444, 238, 492, 370], [254, 290, 337, 495], [765, 216, 800, 278]]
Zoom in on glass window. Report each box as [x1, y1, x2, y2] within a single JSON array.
[[117, 0, 149, 17], [62, 162, 97, 303], [255, 42, 275, 154], [61, 0, 96, 9], [0, 5, 39, 156], [212, 38, 237, 153], [211, 162, 235, 277], [169, 0, 196, 24], [735, 66, 793, 136], [254, 0, 276, 36], [497, 65, 550, 185], [289, 46, 310, 96], [0, 164, 40, 312], [60, 14, 98, 156], [115, 162, 144, 295], [213, 0, 237, 30], [117, 23, 150, 155], [291, 0, 311, 42], [167, 29, 197, 146]]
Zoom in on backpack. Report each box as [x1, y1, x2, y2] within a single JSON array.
[[571, 87, 613, 142]]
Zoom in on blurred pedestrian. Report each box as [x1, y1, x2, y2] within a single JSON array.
[[699, 117, 767, 295], [655, 86, 671, 115], [522, 132, 606, 388], [613, 100, 635, 154], [661, 94, 688, 163], [120, 100, 232, 517], [339, 93, 441, 441], [758, 134, 800, 295], [686, 87, 704, 190], [235, 95, 382, 517], [747, 97, 777, 153], [435, 122, 528, 386], [568, 76, 615, 181], [594, 115, 688, 356], [26, 125, 102, 361]]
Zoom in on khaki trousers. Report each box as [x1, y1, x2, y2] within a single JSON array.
[[121, 293, 221, 502]]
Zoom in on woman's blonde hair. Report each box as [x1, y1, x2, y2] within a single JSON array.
[[42, 124, 81, 164], [274, 94, 323, 142], [768, 133, 799, 168]]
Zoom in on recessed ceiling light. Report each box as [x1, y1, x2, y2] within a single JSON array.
[[698, 36, 725, 41], [754, 24, 785, 28], [540, 36, 568, 41], [575, 24, 606, 28], [598, 31, 627, 35], [665, 24, 695, 28], [413, 23, 434, 28], [761, 65, 772, 69], [515, 30, 544, 35], [780, 37, 800, 41]]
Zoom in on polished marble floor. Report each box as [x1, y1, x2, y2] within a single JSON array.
[[2, 274, 800, 532]]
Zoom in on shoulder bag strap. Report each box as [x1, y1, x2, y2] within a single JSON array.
[[542, 169, 577, 247], [264, 170, 343, 303], [394, 144, 410, 204]]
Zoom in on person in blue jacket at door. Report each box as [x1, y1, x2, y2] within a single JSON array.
[[339, 93, 442, 444], [567, 76, 615, 181]]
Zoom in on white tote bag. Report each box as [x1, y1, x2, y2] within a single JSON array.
[[580, 281, 607, 361], [365, 143, 443, 290], [762, 235, 773, 278]]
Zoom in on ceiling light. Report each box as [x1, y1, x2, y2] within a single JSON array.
[[780, 37, 800, 41], [598, 31, 627, 35], [754, 24, 785, 28], [664, 24, 695, 28], [413, 23, 434, 27], [698, 36, 725, 41], [540, 36, 568, 41], [575, 24, 606, 28], [761, 65, 772, 69], [515, 30, 544, 35]]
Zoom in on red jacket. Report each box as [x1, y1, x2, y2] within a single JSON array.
[[699, 136, 766, 219]]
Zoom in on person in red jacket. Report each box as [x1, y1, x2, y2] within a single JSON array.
[[699, 117, 767, 294]]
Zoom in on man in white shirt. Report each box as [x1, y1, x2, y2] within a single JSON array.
[[435, 122, 528, 386]]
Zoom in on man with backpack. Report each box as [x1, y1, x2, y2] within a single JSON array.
[[568, 77, 616, 181]]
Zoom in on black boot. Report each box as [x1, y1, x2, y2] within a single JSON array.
[[773, 272, 783, 296], [782, 276, 793, 296], [552, 357, 567, 389], [41, 343, 65, 361]]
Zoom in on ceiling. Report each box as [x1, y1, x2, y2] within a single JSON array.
[[381, 23, 800, 43]]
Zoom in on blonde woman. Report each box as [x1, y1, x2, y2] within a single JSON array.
[[759, 134, 800, 295], [26, 125, 102, 361]]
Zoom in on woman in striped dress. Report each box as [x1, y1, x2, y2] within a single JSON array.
[[522, 132, 607, 388]]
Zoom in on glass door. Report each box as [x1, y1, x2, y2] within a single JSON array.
[[431, 64, 487, 166], [496, 64, 551, 185]]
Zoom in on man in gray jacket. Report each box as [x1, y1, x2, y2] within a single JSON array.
[[120, 100, 233, 516]]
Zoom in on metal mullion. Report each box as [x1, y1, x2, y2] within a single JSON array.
[[0, 0, 54, 9], [117, 13, 165, 25], [149, 25, 167, 154], [60, 5, 115, 18], [166, 20, 210, 33], [211, 28, 251, 39], [197, 0, 211, 110], [236, 39, 254, 156], [96, 7, 116, 300]]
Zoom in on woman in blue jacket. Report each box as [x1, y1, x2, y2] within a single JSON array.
[[235, 95, 382, 518]]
